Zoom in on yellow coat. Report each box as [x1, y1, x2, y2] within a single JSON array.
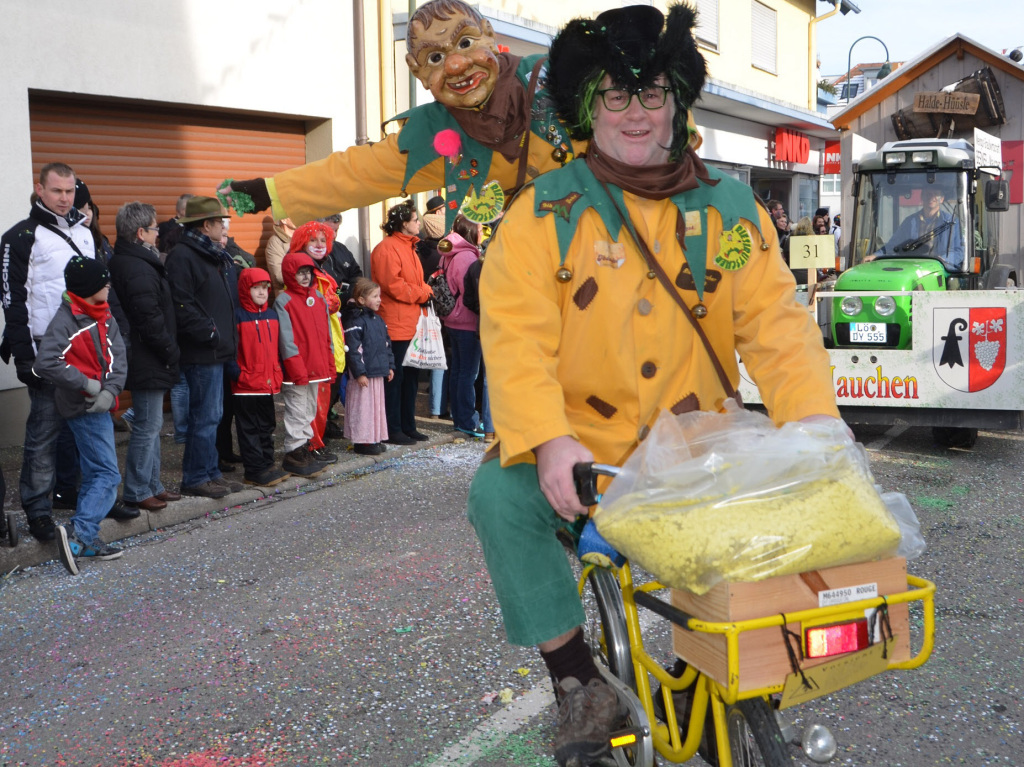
[[480, 174, 839, 469], [270, 132, 587, 225]]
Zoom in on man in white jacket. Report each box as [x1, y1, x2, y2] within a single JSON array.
[[1, 162, 95, 542]]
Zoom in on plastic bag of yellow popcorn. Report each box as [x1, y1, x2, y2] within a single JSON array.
[[593, 406, 903, 595]]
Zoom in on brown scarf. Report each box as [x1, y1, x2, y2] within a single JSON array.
[[585, 141, 717, 199], [449, 53, 529, 163]]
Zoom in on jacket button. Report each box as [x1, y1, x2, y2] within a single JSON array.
[[637, 298, 653, 316], [638, 425, 651, 441], [640, 361, 657, 378]]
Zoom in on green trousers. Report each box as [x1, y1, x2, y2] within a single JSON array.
[[467, 459, 585, 646]]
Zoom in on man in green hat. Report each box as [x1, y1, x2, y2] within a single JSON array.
[[165, 197, 243, 500]]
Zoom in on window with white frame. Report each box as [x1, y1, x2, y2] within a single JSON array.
[[694, 0, 719, 51], [821, 174, 841, 194], [751, 1, 777, 74]]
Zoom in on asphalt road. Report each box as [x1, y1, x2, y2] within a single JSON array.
[[0, 426, 1021, 767]]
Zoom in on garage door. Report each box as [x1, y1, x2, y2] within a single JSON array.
[[29, 95, 309, 265]]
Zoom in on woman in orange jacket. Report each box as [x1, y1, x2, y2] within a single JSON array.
[[371, 201, 432, 445]]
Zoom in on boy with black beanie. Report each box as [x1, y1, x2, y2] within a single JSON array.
[[33, 256, 127, 575]]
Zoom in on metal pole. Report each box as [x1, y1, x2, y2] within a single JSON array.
[[353, 0, 371, 267], [845, 35, 890, 104]]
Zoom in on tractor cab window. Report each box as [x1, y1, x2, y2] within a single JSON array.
[[853, 171, 969, 272]]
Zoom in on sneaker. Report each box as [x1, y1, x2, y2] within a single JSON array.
[[405, 430, 430, 442], [375, 443, 386, 454], [353, 443, 379, 456], [53, 488, 78, 510], [553, 677, 627, 767], [323, 421, 344, 440], [28, 514, 57, 542], [57, 524, 123, 576], [384, 432, 415, 446], [282, 447, 326, 477], [218, 460, 238, 474], [456, 425, 485, 439], [243, 468, 290, 486], [181, 481, 229, 499], [213, 476, 245, 494], [310, 447, 339, 464]]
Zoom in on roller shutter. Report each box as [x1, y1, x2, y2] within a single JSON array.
[[28, 95, 309, 265]]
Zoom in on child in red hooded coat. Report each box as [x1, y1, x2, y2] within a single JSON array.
[[231, 268, 288, 486], [274, 252, 334, 477], [287, 221, 346, 464]]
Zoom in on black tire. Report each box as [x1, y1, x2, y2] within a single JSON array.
[[579, 566, 654, 767], [722, 698, 790, 766], [932, 426, 978, 449], [584, 566, 635, 691]]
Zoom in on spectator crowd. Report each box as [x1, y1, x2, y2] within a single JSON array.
[[0, 162, 491, 575]]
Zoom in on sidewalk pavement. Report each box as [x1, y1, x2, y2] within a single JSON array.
[[0, 402, 463, 574]]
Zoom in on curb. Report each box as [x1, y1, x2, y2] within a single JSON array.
[[1, 428, 460, 574]]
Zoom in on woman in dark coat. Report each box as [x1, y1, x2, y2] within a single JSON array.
[[108, 202, 181, 511]]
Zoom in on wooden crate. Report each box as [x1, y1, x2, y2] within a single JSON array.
[[671, 557, 909, 692]]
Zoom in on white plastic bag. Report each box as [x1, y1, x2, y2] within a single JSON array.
[[402, 305, 447, 370], [593, 406, 904, 594]]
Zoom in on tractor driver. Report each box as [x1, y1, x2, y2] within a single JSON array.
[[879, 186, 965, 271]]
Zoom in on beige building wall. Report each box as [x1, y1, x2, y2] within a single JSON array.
[[0, 0, 360, 435], [697, 0, 817, 107]]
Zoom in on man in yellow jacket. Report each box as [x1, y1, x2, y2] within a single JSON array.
[[466, 6, 842, 766]]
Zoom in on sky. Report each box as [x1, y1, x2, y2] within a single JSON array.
[[816, 0, 1024, 79]]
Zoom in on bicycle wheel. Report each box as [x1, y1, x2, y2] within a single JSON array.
[[579, 566, 654, 767], [584, 566, 635, 690], [720, 698, 790, 767]]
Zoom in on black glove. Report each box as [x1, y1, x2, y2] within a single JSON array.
[[15, 358, 46, 390], [228, 178, 271, 213]]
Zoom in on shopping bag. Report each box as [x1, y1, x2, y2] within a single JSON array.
[[593, 405, 905, 594], [402, 305, 447, 370]]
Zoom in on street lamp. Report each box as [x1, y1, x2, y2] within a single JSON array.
[[845, 35, 891, 102]]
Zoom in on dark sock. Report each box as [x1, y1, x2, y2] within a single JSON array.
[[540, 629, 602, 687]]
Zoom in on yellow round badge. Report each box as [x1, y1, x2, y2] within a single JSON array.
[[714, 224, 752, 271]]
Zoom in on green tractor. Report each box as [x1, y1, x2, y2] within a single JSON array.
[[828, 137, 1013, 447]]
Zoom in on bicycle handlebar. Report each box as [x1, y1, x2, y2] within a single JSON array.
[[572, 462, 621, 506]]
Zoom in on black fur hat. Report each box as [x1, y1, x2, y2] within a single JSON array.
[[547, 3, 707, 160]]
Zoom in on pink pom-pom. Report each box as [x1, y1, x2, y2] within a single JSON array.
[[433, 129, 462, 159]]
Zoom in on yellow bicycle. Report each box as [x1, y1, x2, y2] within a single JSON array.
[[567, 463, 936, 767]]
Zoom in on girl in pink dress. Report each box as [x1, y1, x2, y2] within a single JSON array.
[[340, 278, 395, 454]]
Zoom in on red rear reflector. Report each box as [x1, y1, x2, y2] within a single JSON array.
[[805, 618, 870, 658]]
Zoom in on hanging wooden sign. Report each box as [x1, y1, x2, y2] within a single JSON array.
[[912, 92, 981, 115]]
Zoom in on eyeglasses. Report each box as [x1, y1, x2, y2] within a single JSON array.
[[597, 85, 672, 112], [142, 226, 159, 232]]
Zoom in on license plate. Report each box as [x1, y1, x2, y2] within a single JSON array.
[[849, 323, 887, 343]]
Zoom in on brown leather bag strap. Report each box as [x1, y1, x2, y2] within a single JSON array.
[[514, 56, 548, 193], [598, 181, 740, 402]]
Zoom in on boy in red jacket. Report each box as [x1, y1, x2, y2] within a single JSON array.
[[274, 252, 333, 477], [33, 256, 127, 575], [231, 268, 289, 486]]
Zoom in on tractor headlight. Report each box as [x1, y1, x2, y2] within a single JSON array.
[[841, 296, 863, 316], [874, 295, 896, 317]]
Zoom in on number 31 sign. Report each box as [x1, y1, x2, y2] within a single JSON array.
[[789, 235, 835, 269]]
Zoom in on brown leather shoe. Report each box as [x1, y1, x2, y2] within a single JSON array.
[[155, 490, 182, 502], [125, 496, 168, 511]]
